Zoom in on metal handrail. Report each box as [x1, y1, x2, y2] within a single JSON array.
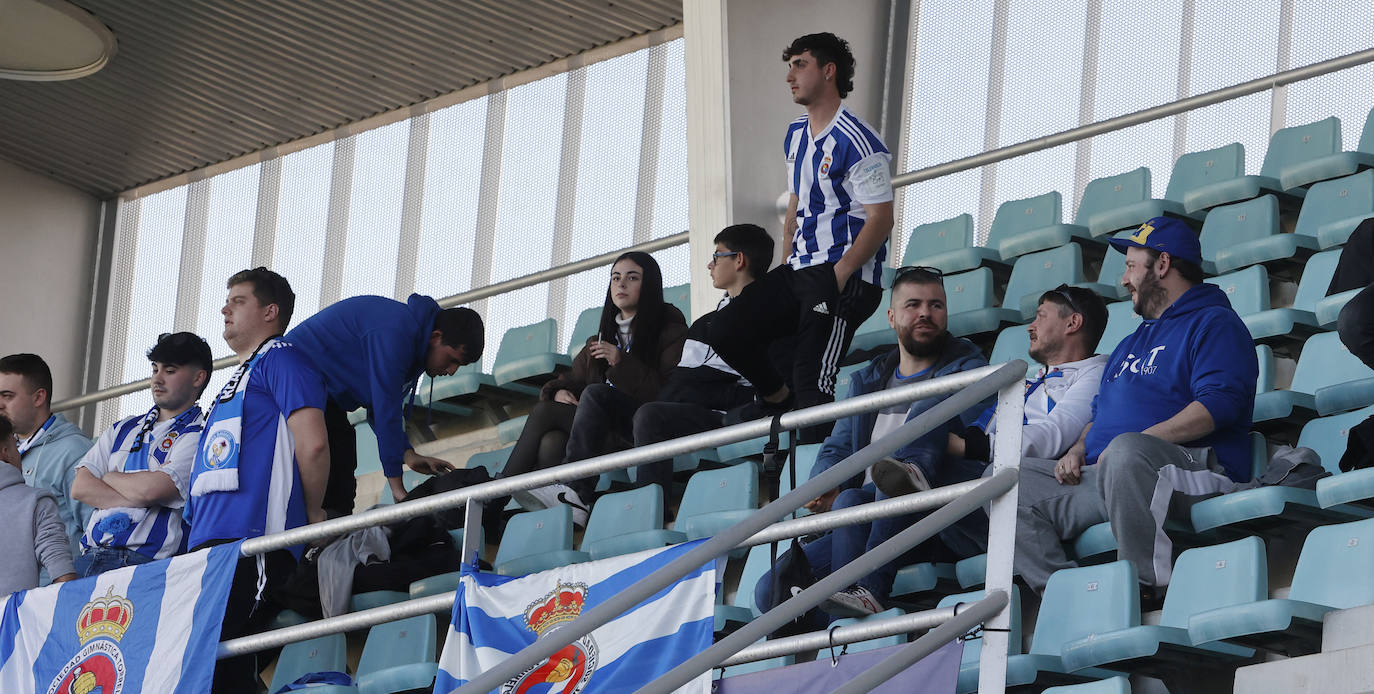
[[50, 231, 689, 413], [216, 477, 991, 659], [639, 469, 1017, 693], [891, 46, 1374, 187], [238, 362, 1011, 556], [454, 361, 1025, 693], [718, 608, 955, 667]]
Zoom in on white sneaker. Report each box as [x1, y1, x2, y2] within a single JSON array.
[[871, 457, 932, 498], [821, 586, 884, 617], [512, 484, 589, 528]]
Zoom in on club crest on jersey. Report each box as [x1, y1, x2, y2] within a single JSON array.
[[503, 582, 598, 694], [47, 588, 132, 694], [159, 431, 179, 453], [204, 431, 238, 470], [819, 154, 833, 175]]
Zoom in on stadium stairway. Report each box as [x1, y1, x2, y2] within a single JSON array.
[[1233, 603, 1374, 693]]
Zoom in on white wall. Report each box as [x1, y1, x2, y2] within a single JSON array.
[[0, 157, 101, 406]]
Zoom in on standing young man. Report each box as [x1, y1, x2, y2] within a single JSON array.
[[287, 295, 484, 513], [709, 32, 893, 440], [186, 268, 330, 693], [71, 332, 213, 576], [0, 353, 93, 557]]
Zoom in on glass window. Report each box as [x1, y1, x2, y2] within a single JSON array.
[[341, 120, 409, 300], [414, 97, 488, 301]]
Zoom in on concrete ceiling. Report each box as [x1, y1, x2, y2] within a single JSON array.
[[0, 0, 682, 197]]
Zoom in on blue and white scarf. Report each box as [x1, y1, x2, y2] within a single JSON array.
[[189, 338, 279, 502], [16, 414, 56, 456], [85, 405, 203, 550]]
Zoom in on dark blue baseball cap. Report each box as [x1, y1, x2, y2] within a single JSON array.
[[1108, 216, 1203, 267]]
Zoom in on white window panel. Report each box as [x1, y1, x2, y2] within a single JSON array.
[[341, 120, 408, 300], [414, 96, 487, 302], [271, 141, 335, 327]]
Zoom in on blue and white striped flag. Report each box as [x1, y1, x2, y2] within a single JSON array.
[[435, 541, 716, 693], [0, 541, 240, 694]]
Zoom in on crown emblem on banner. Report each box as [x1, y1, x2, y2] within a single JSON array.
[[76, 588, 134, 643], [524, 582, 588, 636]]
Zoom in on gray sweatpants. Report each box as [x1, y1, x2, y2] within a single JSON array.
[[1015, 432, 1236, 593]]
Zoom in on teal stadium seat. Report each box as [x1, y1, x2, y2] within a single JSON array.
[[1058, 538, 1260, 676], [466, 445, 513, 476], [422, 362, 538, 412], [356, 614, 438, 694], [1168, 143, 1247, 215], [889, 562, 958, 606], [715, 543, 773, 633], [1076, 230, 1130, 301], [989, 191, 1095, 262], [945, 267, 1021, 338], [408, 571, 462, 600], [938, 587, 1023, 694], [351, 590, 411, 613], [566, 305, 601, 357], [715, 432, 790, 464], [989, 324, 1037, 379], [904, 213, 1007, 276], [448, 525, 484, 562], [1279, 108, 1374, 190], [490, 318, 573, 388], [1200, 195, 1316, 276], [1095, 300, 1142, 356], [847, 286, 895, 357], [496, 415, 526, 444], [1292, 331, 1374, 416], [664, 283, 692, 323], [1182, 118, 1342, 212], [1043, 677, 1132, 694], [579, 484, 686, 560], [377, 469, 429, 505], [1311, 404, 1374, 509], [954, 553, 989, 589], [1072, 522, 1118, 565], [828, 608, 909, 653], [1188, 517, 1374, 655], [676, 462, 759, 543], [352, 417, 384, 478], [1242, 251, 1344, 347], [269, 633, 357, 694], [1205, 265, 1319, 342], [1002, 562, 1132, 690], [1072, 168, 1156, 238], [1296, 169, 1374, 251], [494, 505, 589, 575], [1002, 245, 1089, 321]]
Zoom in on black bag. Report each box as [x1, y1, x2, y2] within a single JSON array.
[[1340, 415, 1374, 472], [765, 537, 816, 639]]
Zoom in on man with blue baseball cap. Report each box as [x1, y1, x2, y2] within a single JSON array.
[[1014, 216, 1257, 606]]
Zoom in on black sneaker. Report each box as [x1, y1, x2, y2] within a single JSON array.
[[724, 392, 795, 425]]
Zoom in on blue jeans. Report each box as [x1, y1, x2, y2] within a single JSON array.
[[754, 483, 989, 628], [74, 547, 155, 578]]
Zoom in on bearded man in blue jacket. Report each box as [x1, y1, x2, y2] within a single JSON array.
[[755, 267, 994, 624], [1016, 217, 1257, 602], [287, 294, 484, 513]]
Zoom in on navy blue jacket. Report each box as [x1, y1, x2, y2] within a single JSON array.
[[811, 335, 993, 490], [286, 294, 440, 477]]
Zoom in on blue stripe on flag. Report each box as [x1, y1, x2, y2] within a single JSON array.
[[583, 540, 712, 608], [581, 615, 716, 690], [115, 558, 170, 694], [175, 542, 241, 693], [0, 591, 26, 672], [30, 579, 95, 684]]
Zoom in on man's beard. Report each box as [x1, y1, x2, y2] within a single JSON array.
[[899, 324, 948, 359], [1131, 270, 1168, 319], [1028, 335, 1056, 365]]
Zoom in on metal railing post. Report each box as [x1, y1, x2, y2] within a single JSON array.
[[453, 361, 1026, 694], [639, 469, 1017, 693], [978, 378, 1025, 694], [830, 591, 1009, 694], [460, 499, 483, 566]]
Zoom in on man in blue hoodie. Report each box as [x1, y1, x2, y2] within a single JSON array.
[[287, 294, 485, 513], [0, 353, 93, 559], [1016, 217, 1257, 600], [754, 267, 993, 624]]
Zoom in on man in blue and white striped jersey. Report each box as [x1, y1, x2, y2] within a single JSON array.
[[71, 332, 213, 577], [710, 32, 894, 441]]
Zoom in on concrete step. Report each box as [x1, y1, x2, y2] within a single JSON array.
[[1324, 604, 1374, 653], [1234, 642, 1374, 694]]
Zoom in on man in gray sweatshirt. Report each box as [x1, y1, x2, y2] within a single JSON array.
[[0, 414, 75, 596]]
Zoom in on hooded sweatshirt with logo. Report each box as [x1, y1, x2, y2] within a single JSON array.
[[20, 412, 93, 552], [1085, 283, 1257, 481], [286, 293, 440, 478]]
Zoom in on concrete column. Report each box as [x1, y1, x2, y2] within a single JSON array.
[[685, 0, 902, 318]]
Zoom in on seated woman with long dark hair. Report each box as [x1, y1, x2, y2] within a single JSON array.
[[503, 251, 687, 525]]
